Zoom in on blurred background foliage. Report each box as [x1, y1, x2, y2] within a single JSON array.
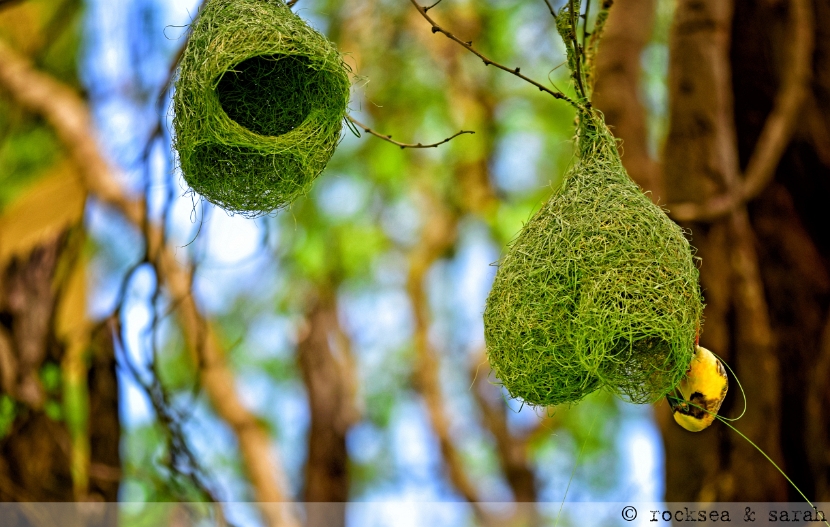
[[1, 0, 676, 524]]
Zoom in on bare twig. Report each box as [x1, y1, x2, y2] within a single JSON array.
[[0, 39, 300, 527], [542, 0, 557, 18], [286, 0, 299, 7], [667, 0, 813, 222], [423, 0, 444, 11], [112, 316, 228, 515], [409, 0, 579, 108], [346, 114, 473, 149]]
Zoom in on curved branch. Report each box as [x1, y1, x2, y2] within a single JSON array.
[[469, 355, 541, 508], [0, 39, 299, 527], [409, 0, 579, 108], [667, 0, 814, 222], [347, 114, 473, 149], [404, 192, 495, 524]]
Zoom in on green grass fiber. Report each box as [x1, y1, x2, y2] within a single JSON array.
[[173, 0, 350, 216], [484, 111, 703, 407]]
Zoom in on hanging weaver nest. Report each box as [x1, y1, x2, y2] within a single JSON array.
[[173, 0, 350, 216], [484, 111, 703, 407]]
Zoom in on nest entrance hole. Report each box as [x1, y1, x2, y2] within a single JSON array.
[[216, 54, 320, 137]]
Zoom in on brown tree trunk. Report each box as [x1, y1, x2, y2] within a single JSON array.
[[592, 0, 661, 196], [596, 0, 829, 503], [731, 0, 830, 502], [297, 292, 360, 527], [0, 238, 74, 501], [0, 0, 122, 512], [659, 0, 827, 503], [0, 232, 121, 506], [662, 0, 786, 502]]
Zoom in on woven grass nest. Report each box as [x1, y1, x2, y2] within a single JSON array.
[[483, 111, 704, 407], [173, 0, 350, 216]]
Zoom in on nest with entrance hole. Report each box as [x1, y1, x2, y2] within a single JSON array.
[[173, 0, 350, 216], [483, 110, 704, 407]]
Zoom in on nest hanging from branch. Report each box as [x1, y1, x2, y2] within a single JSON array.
[[483, 0, 703, 407], [484, 113, 703, 407], [173, 0, 350, 216]]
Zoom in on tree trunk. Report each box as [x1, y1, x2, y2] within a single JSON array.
[[731, 0, 830, 502], [659, 0, 828, 503], [0, 3, 122, 499], [0, 231, 121, 506], [596, 0, 829, 503], [297, 292, 360, 527], [0, 237, 75, 501]]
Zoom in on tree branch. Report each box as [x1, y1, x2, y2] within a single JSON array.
[[346, 114, 473, 149], [404, 191, 494, 523], [409, 0, 579, 108], [0, 39, 299, 527], [542, 0, 557, 19], [297, 294, 360, 527], [666, 0, 814, 222], [469, 355, 543, 524]]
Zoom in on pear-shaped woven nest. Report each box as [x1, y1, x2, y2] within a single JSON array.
[[173, 0, 350, 216], [483, 111, 703, 407]]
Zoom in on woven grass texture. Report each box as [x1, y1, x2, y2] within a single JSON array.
[[483, 112, 703, 407], [173, 0, 350, 216]]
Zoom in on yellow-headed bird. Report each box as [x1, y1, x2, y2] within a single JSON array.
[[669, 345, 728, 432]]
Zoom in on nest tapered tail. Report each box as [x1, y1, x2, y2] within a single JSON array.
[[173, 0, 350, 217], [483, 110, 703, 407]]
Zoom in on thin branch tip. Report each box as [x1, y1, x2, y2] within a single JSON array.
[[347, 114, 473, 149], [424, 0, 443, 11], [410, 0, 578, 108]]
